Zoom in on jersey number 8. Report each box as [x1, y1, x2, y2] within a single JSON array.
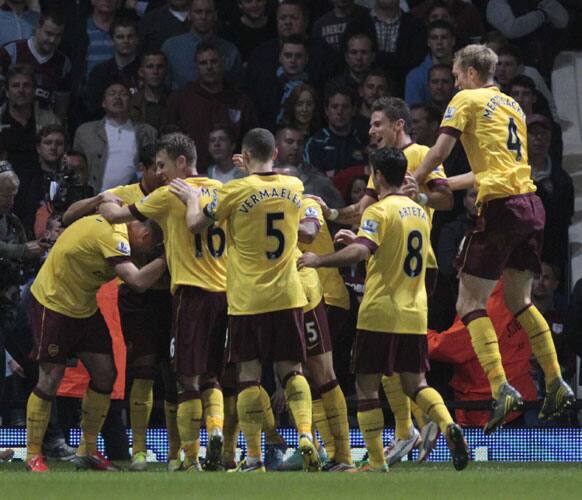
[[403, 230, 423, 277]]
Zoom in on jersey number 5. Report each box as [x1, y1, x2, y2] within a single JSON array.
[[507, 118, 523, 161], [266, 212, 285, 259], [194, 224, 226, 258], [403, 230, 423, 277]]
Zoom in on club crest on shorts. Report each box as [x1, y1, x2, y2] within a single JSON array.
[[362, 219, 379, 234], [48, 344, 59, 357], [117, 241, 131, 255], [444, 106, 456, 120]]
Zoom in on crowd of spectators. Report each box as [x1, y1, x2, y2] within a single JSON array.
[[1, 0, 582, 445]]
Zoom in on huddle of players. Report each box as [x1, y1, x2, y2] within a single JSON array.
[[24, 43, 574, 474]]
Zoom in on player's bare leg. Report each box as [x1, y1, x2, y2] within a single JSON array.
[[307, 352, 353, 470], [457, 273, 523, 434], [400, 372, 467, 471], [503, 268, 575, 419], [25, 362, 66, 472]]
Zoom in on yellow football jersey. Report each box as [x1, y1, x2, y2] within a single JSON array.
[[298, 197, 350, 310], [296, 249, 323, 314], [355, 194, 429, 334], [107, 181, 149, 205], [130, 176, 227, 294], [205, 173, 308, 315], [31, 215, 132, 318], [440, 86, 535, 204], [366, 143, 442, 269]]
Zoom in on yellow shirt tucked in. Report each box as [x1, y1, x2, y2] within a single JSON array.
[[205, 173, 307, 315], [298, 197, 350, 310], [31, 215, 131, 318], [440, 86, 535, 204], [355, 194, 429, 334], [130, 176, 227, 294]]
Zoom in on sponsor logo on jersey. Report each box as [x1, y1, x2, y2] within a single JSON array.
[[117, 241, 131, 255], [304, 207, 318, 217], [444, 106, 456, 120], [362, 219, 379, 234]]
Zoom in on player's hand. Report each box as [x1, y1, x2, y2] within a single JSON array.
[[402, 174, 420, 202], [303, 194, 332, 218], [297, 252, 320, 269], [23, 240, 50, 260], [99, 191, 124, 206], [334, 229, 357, 246], [232, 153, 243, 169], [169, 179, 199, 204]]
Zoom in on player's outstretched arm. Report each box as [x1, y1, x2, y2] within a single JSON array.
[[99, 202, 135, 223], [114, 257, 166, 293], [63, 192, 123, 226], [169, 179, 212, 233], [298, 243, 370, 270], [310, 193, 376, 226], [447, 171, 475, 191], [414, 133, 457, 185]]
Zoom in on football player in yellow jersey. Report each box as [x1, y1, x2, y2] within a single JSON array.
[[62, 146, 181, 472], [169, 129, 319, 473], [99, 133, 228, 472], [24, 214, 166, 473], [299, 147, 468, 472], [312, 97, 454, 463], [412, 44, 574, 434]]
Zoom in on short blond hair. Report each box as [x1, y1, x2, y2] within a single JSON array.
[[454, 44, 498, 82]]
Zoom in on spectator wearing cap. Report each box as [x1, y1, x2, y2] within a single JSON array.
[[162, 0, 241, 89], [73, 82, 157, 192], [527, 114, 573, 278], [162, 42, 257, 171], [83, 16, 141, 121], [405, 20, 455, 106]]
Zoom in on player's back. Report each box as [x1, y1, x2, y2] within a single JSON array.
[[132, 176, 226, 294], [31, 215, 130, 318], [441, 87, 535, 203], [357, 194, 430, 334], [217, 173, 307, 315]]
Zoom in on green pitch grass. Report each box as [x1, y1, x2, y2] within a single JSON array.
[[2, 462, 582, 500]]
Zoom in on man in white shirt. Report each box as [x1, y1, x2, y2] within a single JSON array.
[[73, 82, 157, 192]]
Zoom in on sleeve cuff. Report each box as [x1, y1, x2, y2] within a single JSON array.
[[438, 126, 461, 138], [354, 236, 379, 255], [426, 178, 450, 191], [365, 188, 378, 200], [128, 204, 148, 222]]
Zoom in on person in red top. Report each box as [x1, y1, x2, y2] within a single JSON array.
[[428, 281, 537, 427]]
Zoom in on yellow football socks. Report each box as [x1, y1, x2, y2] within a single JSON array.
[[78, 387, 111, 456], [284, 374, 312, 436], [130, 378, 154, 455], [237, 385, 263, 460], [516, 305, 561, 388], [202, 386, 224, 434], [177, 394, 202, 462], [26, 390, 52, 459], [411, 400, 428, 428], [414, 387, 453, 434], [321, 383, 352, 465], [382, 374, 413, 440], [357, 400, 386, 469], [223, 394, 239, 463], [465, 314, 507, 398], [164, 401, 180, 460], [312, 398, 335, 459]]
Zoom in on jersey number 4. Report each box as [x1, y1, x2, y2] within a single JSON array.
[[403, 230, 423, 277], [507, 118, 523, 161]]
